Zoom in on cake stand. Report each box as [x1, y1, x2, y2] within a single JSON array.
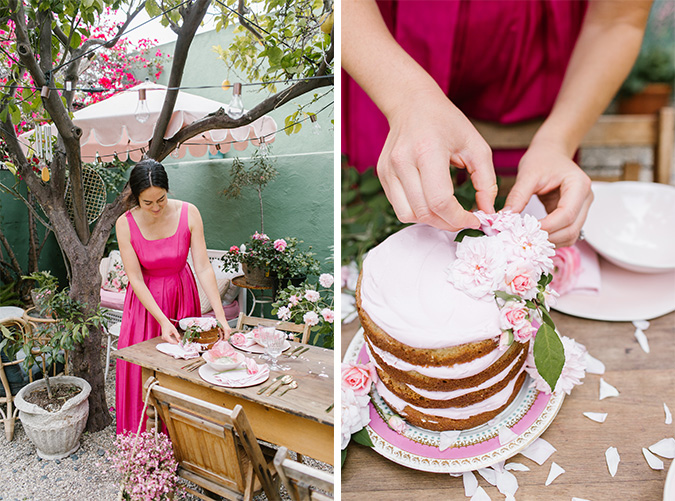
[[344, 329, 566, 473]]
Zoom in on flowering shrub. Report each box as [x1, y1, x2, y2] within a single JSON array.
[[340, 362, 377, 465], [271, 273, 334, 348], [108, 431, 181, 501]]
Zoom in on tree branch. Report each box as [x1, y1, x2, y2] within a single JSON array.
[[237, 0, 264, 41]]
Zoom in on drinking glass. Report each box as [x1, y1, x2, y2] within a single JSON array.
[[262, 327, 289, 371]]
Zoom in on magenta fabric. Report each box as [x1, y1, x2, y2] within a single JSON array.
[[115, 202, 200, 434], [342, 0, 588, 175]]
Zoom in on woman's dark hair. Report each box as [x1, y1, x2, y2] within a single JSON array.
[[127, 159, 169, 205]]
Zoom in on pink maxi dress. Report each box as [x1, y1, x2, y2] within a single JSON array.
[[342, 0, 588, 176], [115, 201, 200, 434]]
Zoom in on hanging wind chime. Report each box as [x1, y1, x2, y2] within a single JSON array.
[[33, 124, 53, 182]]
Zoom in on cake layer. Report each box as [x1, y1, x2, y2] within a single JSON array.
[[359, 224, 502, 349], [376, 372, 528, 431], [373, 346, 527, 409]]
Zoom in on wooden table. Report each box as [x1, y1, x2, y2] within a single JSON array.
[[115, 337, 334, 465], [341, 310, 675, 500]]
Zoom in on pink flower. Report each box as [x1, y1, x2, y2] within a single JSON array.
[[229, 245, 239, 254], [304, 290, 320, 302], [550, 246, 582, 295], [303, 311, 319, 326], [513, 322, 537, 343], [209, 340, 236, 358], [499, 214, 555, 274], [319, 273, 334, 288], [288, 295, 300, 306], [230, 332, 246, 346], [526, 336, 587, 394], [447, 236, 506, 300], [388, 415, 407, 434], [244, 357, 259, 375], [499, 301, 530, 331], [341, 388, 371, 449], [341, 362, 377, 396], [321, 308, 334, 323], [277, 306, 291, 321], [251, 231, 269, 241], [502, 260, 539, 300], [273, 239, 287, 251], [474, 209, 520, 236]]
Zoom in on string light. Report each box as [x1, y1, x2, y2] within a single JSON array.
[[309, 114, 321, 135], [258, 135, 268, 155], [134, 87, 150, 123], [227, 83, 244, 119]]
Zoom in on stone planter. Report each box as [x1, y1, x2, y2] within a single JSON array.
[[15, 375, 91, 460], [618, 83, 673, 115], [242, 263, 273, 288]]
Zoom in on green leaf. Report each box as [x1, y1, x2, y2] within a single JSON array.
[[538, 273, 553, 288], [539, 305, 556, 329], [351, 428, 374, 447], [494, 290, 522, 303], [145, 0, 161, 17], [454, 228, 485, 243], [533, 323, 565, 393], [341, 448, 347, 468]]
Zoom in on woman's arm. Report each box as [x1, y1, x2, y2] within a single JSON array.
[[342, 0, 498, 231], [187, 204, 232, 340], [506, 0, 653, 246], [116, 214, 182, 344]]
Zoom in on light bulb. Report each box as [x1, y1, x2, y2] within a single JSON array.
[[227, 83, 244, 119], [258, 136, 269, 155], [171, 148, 180, 159], [135, 88, 150, 123], [310, 114, 321, 135]]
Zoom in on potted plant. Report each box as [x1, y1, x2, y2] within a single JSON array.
[[269, 237, 321, 295], [618, 47, 675, 114], [1, 286, 107, 459], [271, 273, 335, 348], [222, 232, 278, 287]]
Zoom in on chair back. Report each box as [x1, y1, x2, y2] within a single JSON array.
[[274, 446, 334, 501], [144, 377, 279, 501], [235, 312, 311, 344], [0, 316, 30, 441]]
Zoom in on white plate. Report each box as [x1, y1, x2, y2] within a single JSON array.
[[233, 339, 291, 354], [198, 363, 269, 388], [665, 458, 675, 501], [0, 306, 24, 321], [554, 256, 675, 321], [584, 182, 675, 273]]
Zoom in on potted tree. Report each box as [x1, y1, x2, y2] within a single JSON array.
[[1, 286, 107, 459]]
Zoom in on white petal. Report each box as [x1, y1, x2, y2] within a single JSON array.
[[498, 426, 518, 445], [665, 403, 672, 425], [649, 438, 675, 459], [642, 447, 664, 470], [572, 498, 592, 501], [585, 353, 606, 375], [448, 473, 463, 477], [634, 328, 650, 353], [477, 467, 498, 486], [520, 437, 557, 465], [463, 470, 478, 497], [583, 412, 608, 423], [470, 486, 492, 501], [605, 446, 620, 477], [491, 460, 505, 474], [439, 430, 461, 452], [505, 462, 530, 472], [496, 469, 519, 497], [545, 462, 565, 486], [599, 378, 620, 400], [632, 319, 650, 330]]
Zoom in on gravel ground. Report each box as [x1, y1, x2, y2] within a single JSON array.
[[0, 349, 332, 500]]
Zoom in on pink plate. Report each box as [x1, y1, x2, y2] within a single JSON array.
[[344, 329, 565, 473], [198, 363, 270, 388]]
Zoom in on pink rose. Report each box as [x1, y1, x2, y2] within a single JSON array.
[[513, 322, 537, 343], [229, 245, 239, 254], [319, 273, 334, 288], [303, 311, 319, 326], [209, 340, 236, 358], [277, 306, 291, 321], [550, 246, 582, 295], [304, 290, 320, 303], [499, 301, 530, 331], [274, 238, 287, 252], [341, 362, 377, 396], [321, 308, 334, 323], [503, 261, 538, 299], [388, 415, 407, 434], [244, 357, 259, 375], [288, 295, 300, 306], [230, 332, 246, 346]]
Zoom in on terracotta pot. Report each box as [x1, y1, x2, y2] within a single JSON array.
[[618, 83, 673, 115], [242, 263, 273, 288]]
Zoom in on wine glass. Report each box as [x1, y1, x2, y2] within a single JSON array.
[[262, 327, 289, 371]]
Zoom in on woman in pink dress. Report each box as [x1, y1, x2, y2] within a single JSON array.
[[342, 0, 652, 247], [115, 159, 232, 434]]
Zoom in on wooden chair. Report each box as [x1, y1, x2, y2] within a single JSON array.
[[471, 106, 675, 191], [0, 316, 30, 441], [274, 446, 334, 501], [235, 312, 311, 344], [144, 376, 281, 501]]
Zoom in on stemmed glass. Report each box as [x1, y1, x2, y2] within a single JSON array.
[[261, 327, 289, 371]]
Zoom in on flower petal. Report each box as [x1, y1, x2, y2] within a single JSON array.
[[439, 430, 461, 452], [642, 447, 664, 470], [605, 446, 620, 477], [585, 353, 605, 375], [477, 467, 498, 486], [545, 462, 565, 486], [504, 462, 530, 472], [470, 486, 492, 501], [496, 469, 519, 497], [665, 403, 672, 425], [572, 498, 592, 501], [463, 470, 478, 497], [649, 438, 675, 459], [599, 378, 620, 400], [632, 319, 650, 330], [498, 426, 519, 445], [583, 412, 608, 423], [520, 437, 557, 465], [633, 328, 650, 354]]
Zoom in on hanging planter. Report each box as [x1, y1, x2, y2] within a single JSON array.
[[242, 263, 273, 288]]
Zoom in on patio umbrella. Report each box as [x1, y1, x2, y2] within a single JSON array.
[[20, 81, 277, 162]]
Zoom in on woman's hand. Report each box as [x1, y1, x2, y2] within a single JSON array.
[[160, 320, 182, 345], [217, 316, 232, 341], [505, 141, 593, 247], [378, 88, 498, 231]]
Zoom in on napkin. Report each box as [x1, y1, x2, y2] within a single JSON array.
[[213, 365, 269, 386], [230, 332, 258, 348], [156, 342, 201, 360], [566, 241, 601, 296]]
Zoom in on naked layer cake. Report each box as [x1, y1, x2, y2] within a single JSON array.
[[357, 213, 562, 432]]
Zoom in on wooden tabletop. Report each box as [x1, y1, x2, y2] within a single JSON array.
[[116, 337, 334, 427], [341, 310, 675, 500]]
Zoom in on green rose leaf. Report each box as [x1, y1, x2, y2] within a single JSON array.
[[533, 323, 565, 393], [539, 305, 556, 329], [352, 427, 374, 447], [537, 273, 553, 289], [341, 448, 347, 468], [494, 290, 522, 303], [455, 228, 486, 243]]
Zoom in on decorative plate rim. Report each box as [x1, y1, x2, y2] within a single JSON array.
[[344, 328, 565, 473]]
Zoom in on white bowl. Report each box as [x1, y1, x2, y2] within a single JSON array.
[[202, 351, 245, 372], [665, 458, 675, 501], [583, 182, 675, 273]]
